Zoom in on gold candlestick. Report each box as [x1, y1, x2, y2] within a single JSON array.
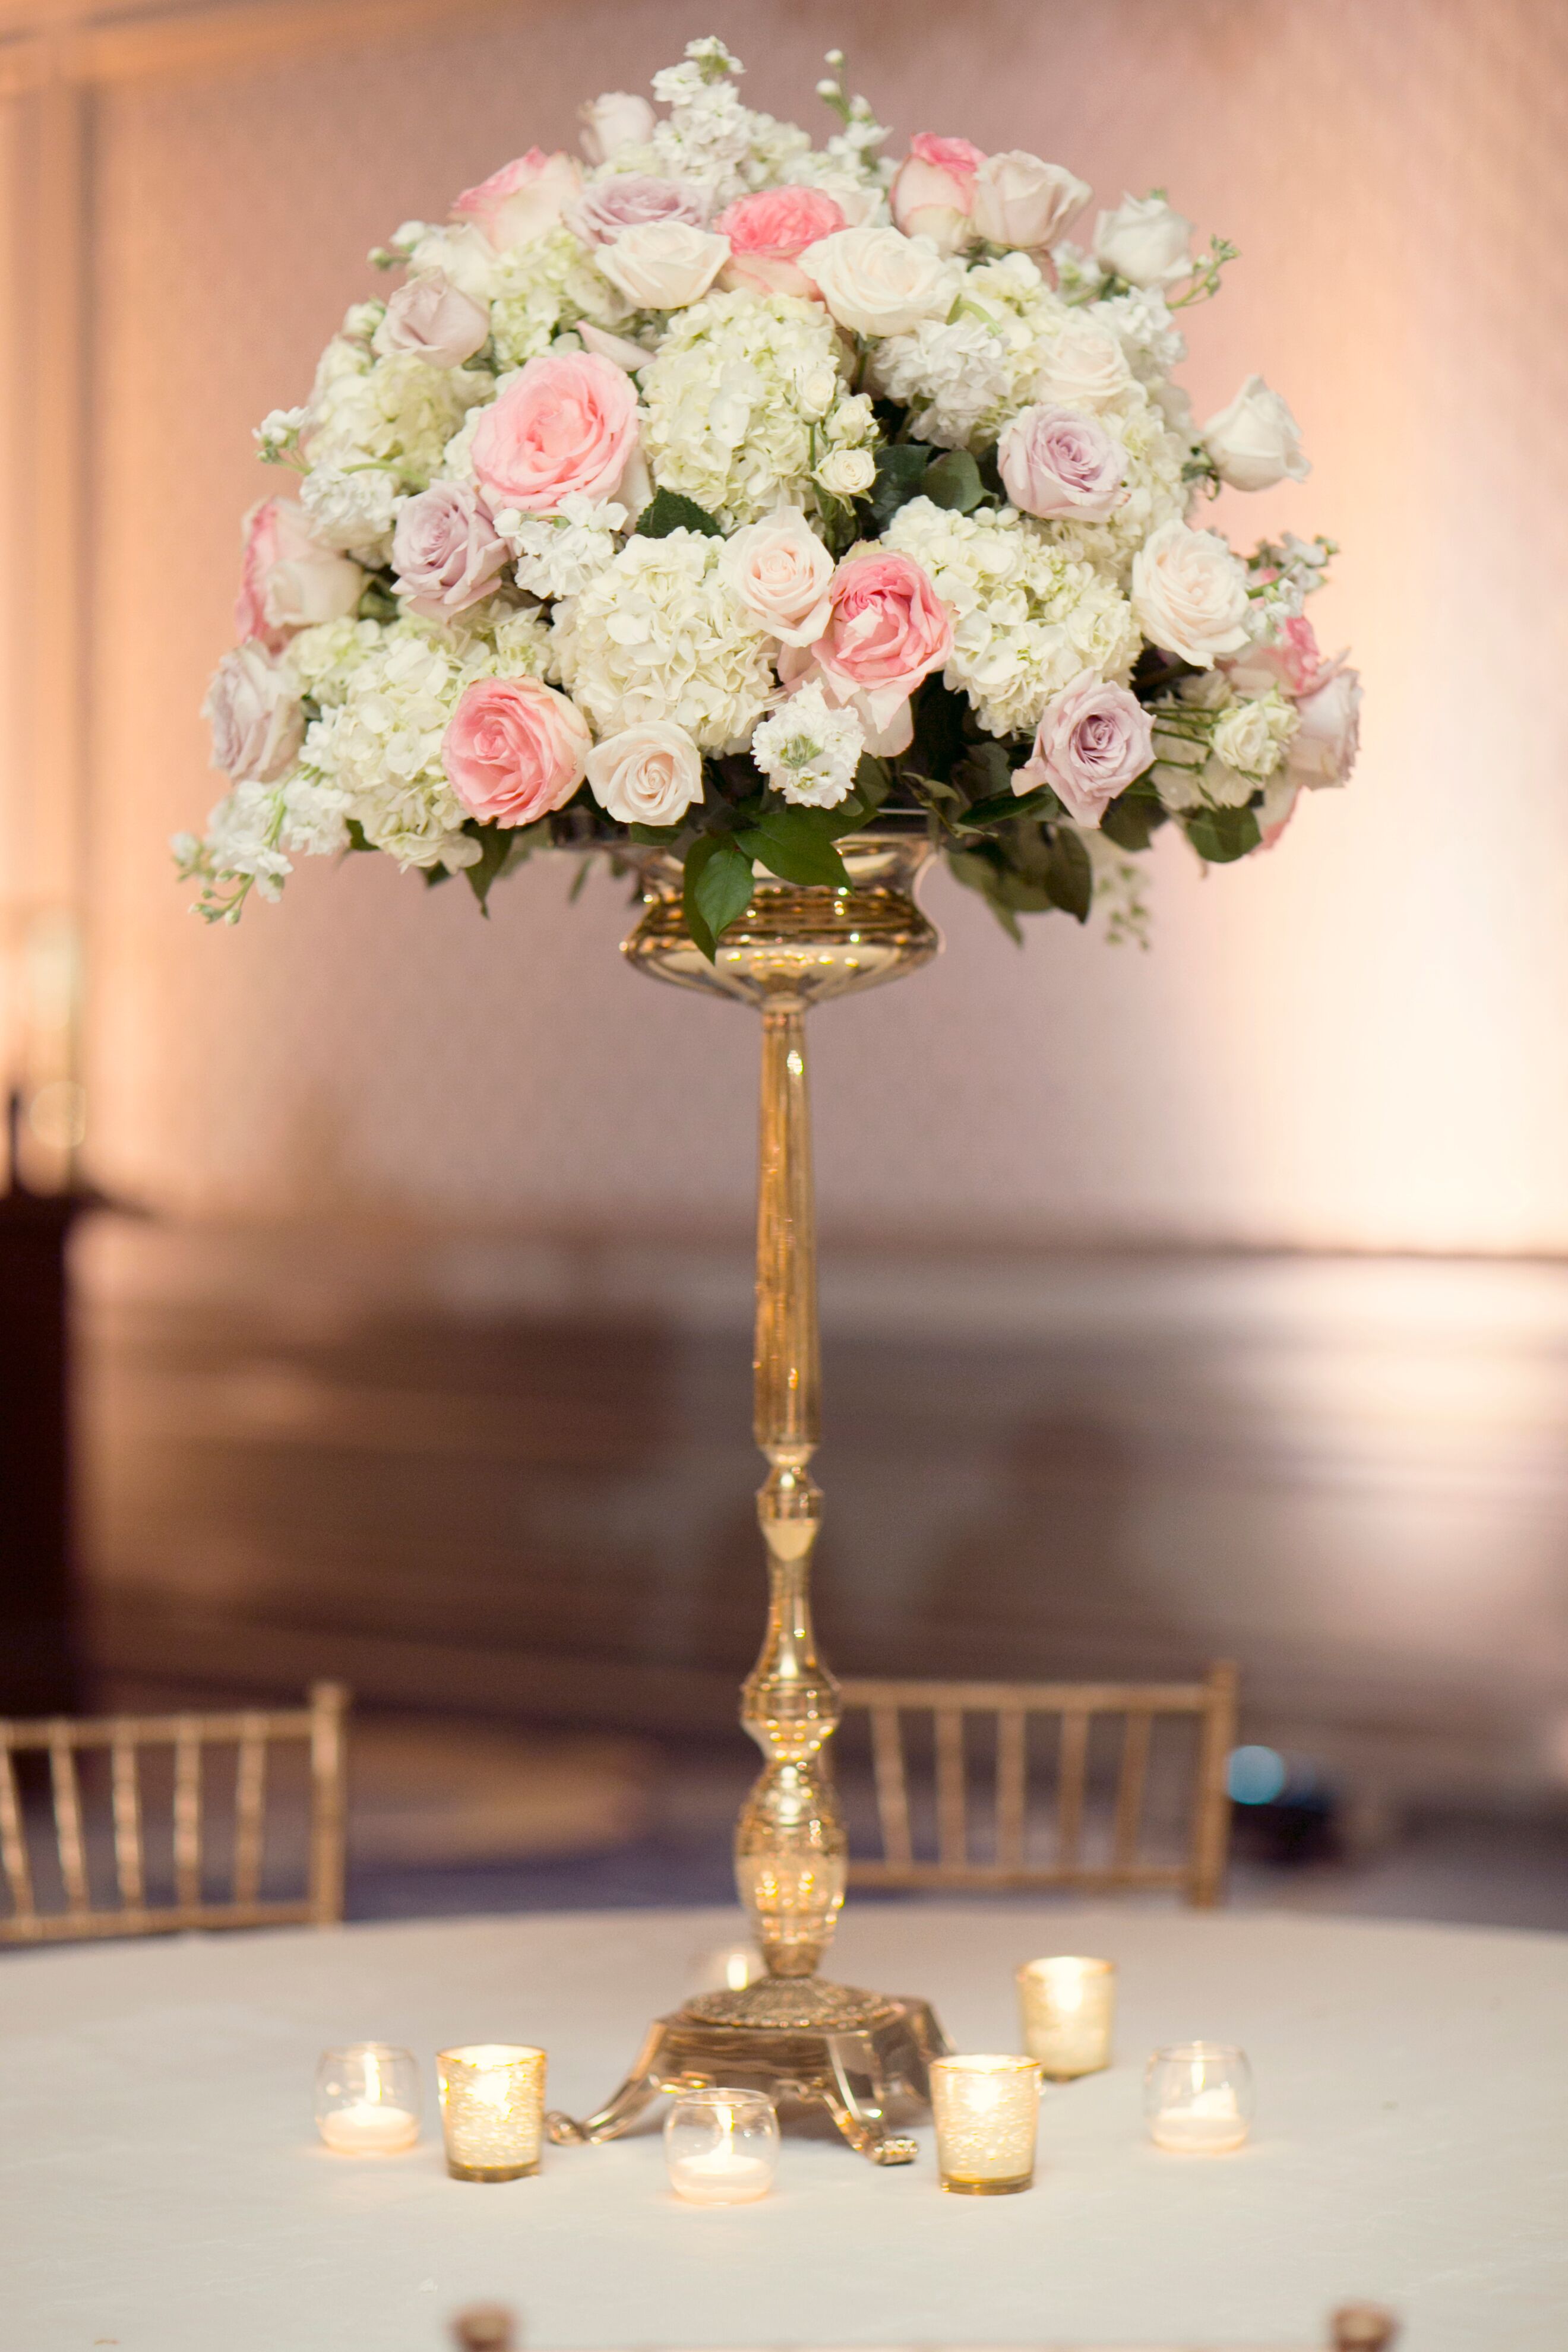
[[547, 834, 951, 2163]]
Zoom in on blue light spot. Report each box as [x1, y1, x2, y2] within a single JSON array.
[[1227, 1744, 1287, 1805]]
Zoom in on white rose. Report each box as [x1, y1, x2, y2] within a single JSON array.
[[798, 226, 957, 338], [815, 447, 875, 498], [1131, 520, 1252, 668], [1202, 374, 1310, 492], [585, 722, 704, 824], [598, 222, 731, 310], [719, 510, 834, 646], [1288, 663, 1361, 787], [792, 361, 840, 421], [971, 152, 1090, 252], [1093, 193, 1195, 288], [373, 271, 490, 370], [203, 645, 304, 783], [578, 91, 656, 166], [1213, 690, 1298, 777], [1033, 316, 1135, 409]]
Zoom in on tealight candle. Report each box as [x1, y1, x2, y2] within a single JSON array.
[[1144, 2043, 1254, 2153], [437, 2044, 547, 2182], [1016, 1955, 1116, 2079], [665, 2088, 779, 2204], [930, 2053, 1042, 2195], [314, 2044, 421, 2154]]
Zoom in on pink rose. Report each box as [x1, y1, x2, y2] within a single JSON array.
[[998, 403, 1126, 522], [470, 350, 640, 516], [573, 175, 708, 245], [972, 152, 1090, 252], [890, 134, 986, 254], [391, 484, 510, 619], [373, 272, 489, 369], [1224, 613, 1322, 701], [235, 497, 364, 649], [715, 187, 848, 296], [452, 149, 582, 251], [1288, 660, 1361, 788], [1015, 676, 1154, 827], [442, 676, 592, 826], [788, 549, 953, 738]]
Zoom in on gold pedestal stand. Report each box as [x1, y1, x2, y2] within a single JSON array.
[[545, 835, 951, 2165]]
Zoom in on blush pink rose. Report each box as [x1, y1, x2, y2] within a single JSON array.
[[1014, 676, 1154, 827], [786, 549, 953, 739], [470, 350, 640, 515], [442, 676, 592, 825], [1224, 613, 1322, 700], [453, 149, 582, 251], [715, 187, 848, 296], [373, 271, 490, 369], [1287, 659, 1361, 788], [573, 175, 707, 245], [391, 483, 510, 619], [890, 134, 987, 253], [235, 498, 364, 650], [998, 403, 1126, 521]]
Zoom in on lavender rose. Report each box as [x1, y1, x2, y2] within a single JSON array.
[[572, 174, 707, 246], [998, 403, 1126, 521], [373, 271, 490, 370], [1016, 675, 1154, 827], [391, 483, 510, 618], [203, 644, 304, 783]]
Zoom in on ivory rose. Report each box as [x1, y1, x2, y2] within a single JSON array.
[[203, 644, 304, 782], [972, 152, 1090, 253], [453, 149, 582, 251], [789, 548, 954, 737], [1033, 317, 1135, 409], [442, 675, 590, 824], [1016, 676, 1154, 826], [1093, 192, 1194, 288], [815, 447, 875, 498], [373, 272, 490, 369], [574, 175, 708, 246], [1287, 661, 1361, 787], [1202, 374, 1310, 492], [998, 403, 1126, 521], [391, 483, 510, 618], [1131, 520, 1252, 667], [890, 134, 985, 254], [715, 187, 847, 296], [470, 349, 640, 514], [597, 221, 731, 309], [718, 509, 834, 645], [235, 497, 364, 648], [798, 225, 956, 338], [586, 722, 704, 824], [577, 90, 655, 166]]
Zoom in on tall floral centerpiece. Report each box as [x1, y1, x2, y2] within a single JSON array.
[[179, 37, 1360, 2162]]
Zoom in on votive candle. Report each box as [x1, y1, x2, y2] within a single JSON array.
[[665, 2088, 779, 2204], [314, 2044, 421, 2153], [1017, 1955, 1115, 2079], [437, 2044, 547, 2182], [1144, 2043, 1253, 2153], [930, 2053, 1042, 2195]]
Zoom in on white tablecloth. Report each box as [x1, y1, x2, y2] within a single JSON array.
[[1, 1902, 1563, 2350]]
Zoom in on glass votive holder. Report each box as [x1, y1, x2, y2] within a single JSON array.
[[930, 2053, 1042, 2195], [437, 2044, 547, 2182], [665, 2088, 779, 2204], [1144, 2043, 1254, 2153], [687, 1938, 767, 1998], [1017, 1955, 1116, 2079], [314, 2044, 422, 2153]]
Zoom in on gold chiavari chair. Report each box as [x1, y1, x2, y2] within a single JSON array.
[[0, 1681, 349, 1943], [839, 1661, 1238, 1908]]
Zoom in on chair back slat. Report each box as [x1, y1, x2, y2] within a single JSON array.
[[1055, 1707, 1089, 1870], [308, 1683, 349, 1926], [994, 1706, 1027, 1869], [934, 1707, 967, 1867], [1112, 1709, 1152, 1870], [49, 1737, 90, 1914], [172, 1725, 203, 1910], [110, 1738, 146, 1911], [868, 1705, 912, 1866], [0, 1741, 36, 1921], [1188, 1661, 1239, 1909], [232, 1720, 269, 1907]]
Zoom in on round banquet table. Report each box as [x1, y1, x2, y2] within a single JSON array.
[[2, 1901, 1564, 2351]]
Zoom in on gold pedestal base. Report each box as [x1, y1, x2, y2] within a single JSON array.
[[941, 2173, 1033, 2196], [545, 1978, 951, 2166], [447, 2160, 539, 2183]]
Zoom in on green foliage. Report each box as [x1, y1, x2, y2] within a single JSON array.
[[1044, 824, 1093, 922], [635, 487, 724, 539], [682, 832, 755, 961], [463, 821, 523, 913], [1099, 789, 1168, 853], [734, 803, 851, 888], [900, 676, 970, 792], [867, 442, 934, 530], [1184, 804, 1260, 864], [921, 448, 985, 513], [343, 819, 375, 853]]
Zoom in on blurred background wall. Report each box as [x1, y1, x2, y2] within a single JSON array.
[[3, 0, 1568, 1841]]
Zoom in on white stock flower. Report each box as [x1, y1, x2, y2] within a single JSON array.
[[201, 782, 293, 899], [586, 722, 704, 824], [299, 466, 401, 562], [1212, 688, 1300, 777], [1092, 288, 1186, 387], [597, 222, 731, 309], [1131, 520, 1251, 668], [798, 226, 958, 337], [718, 508, 834, 644], [500, 494, 627, 597], [1202, 375, 1310, 492], [552, 526, 773, 750], [1093, 194, 1194, 288], [751, 680, 865, 808]]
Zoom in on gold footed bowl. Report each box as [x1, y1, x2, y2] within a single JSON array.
[[545, 833, 951, 2166]]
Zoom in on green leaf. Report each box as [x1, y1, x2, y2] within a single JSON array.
[[960, 785, 1060, 828], [900, 676, 970, 788], [628, 822, 682, 845], [682, 833, 756, 961], [822, 754, 893, 835], [343, 818, 375, 853], [922, 448, 985, 513], [635, 487, 724, 540], [1184, 804, 1260, 864], [735, 805, 851, 889], [1099, 792, 1168, 853], [867, 442, 933, 530], [1044, 825, 1093, 922], [463, 821, 523, 914], [944, 847, 1025, 942]]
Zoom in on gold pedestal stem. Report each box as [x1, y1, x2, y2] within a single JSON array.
[[734, 998, 847, 1979]]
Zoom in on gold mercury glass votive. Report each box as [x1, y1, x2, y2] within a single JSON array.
[[930, 2053, 1042, 2195], [437, 2044, 547, 2182], [1016, 1955, 1117, 2079]]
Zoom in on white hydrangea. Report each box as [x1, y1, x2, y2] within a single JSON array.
[[884, 497, 1140, 738], [302, 346, 492, 533], [298, 623, 480, 870], [292, 615, 383, 706], [486, 225, 631, 371], [1093, 288, 1187, 387], [871, 317, 1010, 451], [501, 495, 627, 598], [551, 527, 773, 750], [641, 289, 874, 527], [751, 681, 864, 808], [299, 466, 401, 563]]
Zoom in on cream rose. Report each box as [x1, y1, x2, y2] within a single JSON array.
[[718, 509, 834, 646], [971, 152, 1090, 252], [1034, 317, 1135, 410], [1213, 691, 1297, 777], [1202, 375, 1310, 492], [586, 722, 704, 824], [1131, 521, 1252, 668], [1093, 193, 1195, 288], [373, 272, 489, 369], [798, 226, 956, 338], [577, 91, 655, 166], [814, 447, 875, 499], [598, 222, 731, 310]]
